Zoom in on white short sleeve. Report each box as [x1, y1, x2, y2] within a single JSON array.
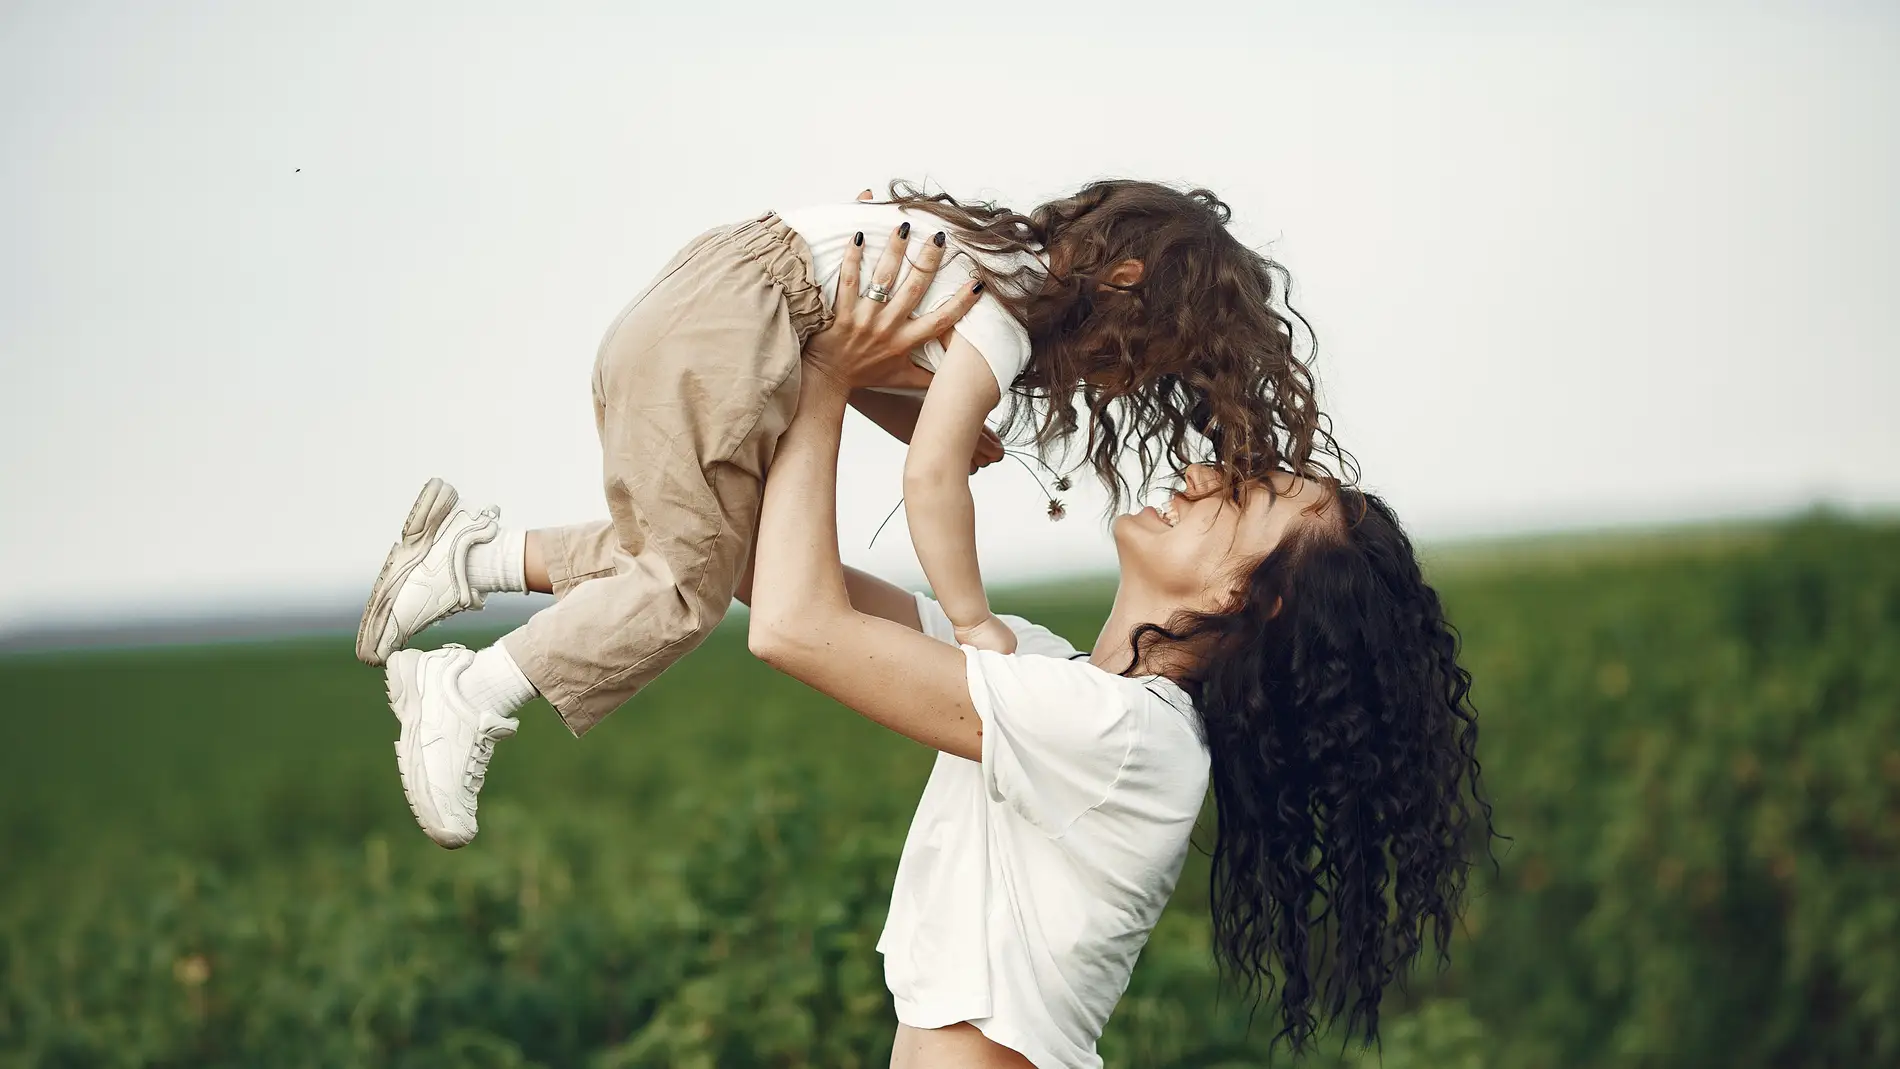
[[912, 593, 1132, 834], [904, 244, 1042, 395], [912, 592, 963, 645], [914, 290, 1034, 395], [966, 649, 1138, 837], [779, 202, 1042, 398]]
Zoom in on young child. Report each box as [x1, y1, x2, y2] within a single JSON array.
[[358, 181, 1331, 848]]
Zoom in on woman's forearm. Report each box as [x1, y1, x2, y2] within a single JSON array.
[[740, 227, 991, 757], [746, 367, 986, 759], [747, 372, 856, 653], [848, 388, 924, 444], [735, 543, 925, 632]]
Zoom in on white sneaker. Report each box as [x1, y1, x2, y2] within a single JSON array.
[[386, 645, 518, 849], [356, 478, 500, 667]]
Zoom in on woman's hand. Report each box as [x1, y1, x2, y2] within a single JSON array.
[[804, 220, 983, 391]]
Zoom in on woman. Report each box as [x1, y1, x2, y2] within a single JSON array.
[[742, 240, 1496, 1067], [362, 229, 1492, 1066]]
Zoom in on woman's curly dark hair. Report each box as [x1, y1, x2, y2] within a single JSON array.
[[1131, 487, 1497, 1051], [884, 179, 1348, 508]]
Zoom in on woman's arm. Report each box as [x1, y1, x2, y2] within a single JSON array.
[[902, 339, 1015, 652], [734, 547, 923, 632], [848, 388, 926, 443], [748, 370, 986, 761]]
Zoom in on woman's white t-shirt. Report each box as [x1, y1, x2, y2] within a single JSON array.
[[779, 203, 1046, 398], [878, 595, 1211, 1069]]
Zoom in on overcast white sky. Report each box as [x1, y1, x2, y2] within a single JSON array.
[[3, 0, 1896, 630]]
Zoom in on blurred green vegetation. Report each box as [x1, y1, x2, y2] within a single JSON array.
[[2, 514, 1895, 1067]]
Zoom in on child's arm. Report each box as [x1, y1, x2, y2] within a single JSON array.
[[851, 388, 1005, 472], [903, 336, 1017, 654]]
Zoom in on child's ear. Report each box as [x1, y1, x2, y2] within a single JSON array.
[[1105, 259, 1144, 287]]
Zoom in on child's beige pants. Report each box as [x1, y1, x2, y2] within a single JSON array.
[[501, 213, 830, 736]]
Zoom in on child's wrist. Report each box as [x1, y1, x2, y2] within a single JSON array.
[[950, 612, 998, 635]]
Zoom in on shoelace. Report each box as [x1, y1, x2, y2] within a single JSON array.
[[463, 719, 518, 792], [465, 735, 496, 792], [438, 642, 506, 794]]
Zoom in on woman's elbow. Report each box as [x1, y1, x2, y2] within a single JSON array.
[[747, 609, 826, 672], [747, 612, 792, 665]]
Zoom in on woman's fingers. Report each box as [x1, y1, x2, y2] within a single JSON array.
[[863, 222, 910, 308], [895, 279, 984, 353], [857, 188, 876, 202], [835, 230, 865, 318], [886, 230, 945, 325]]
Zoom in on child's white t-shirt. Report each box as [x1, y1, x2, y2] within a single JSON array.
[[878, 594, 1210, 1069], [779, 203, 1047, 398]]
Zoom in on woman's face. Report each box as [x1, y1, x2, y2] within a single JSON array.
[[1113, 464, 1331, 612]]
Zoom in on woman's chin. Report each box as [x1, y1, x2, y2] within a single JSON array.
[[1109, 511, 1149, 562]]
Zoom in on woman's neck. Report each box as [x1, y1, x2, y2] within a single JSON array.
[[1088, 586, 1185, 680]]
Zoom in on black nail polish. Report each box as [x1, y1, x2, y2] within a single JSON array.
[[972, 282, 985, 295], [853, 232, 863, 247], [934, 231, 946, 247], [898, 222, 911, 239]]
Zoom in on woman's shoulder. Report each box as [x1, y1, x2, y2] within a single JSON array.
[[995, 615, 1190, 705], [965, 626, 1206, 835], [994, 613, 1083, 660], [989, 615, 1201, 742], [915, 596, 1187, 721]]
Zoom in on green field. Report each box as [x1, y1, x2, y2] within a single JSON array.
[[3, 515, 1897, 1068]]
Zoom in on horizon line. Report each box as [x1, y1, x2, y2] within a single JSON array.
[[3, 506, 1890, 657]]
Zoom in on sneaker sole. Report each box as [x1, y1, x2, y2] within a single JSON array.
[[387, 653, 472, 849], [356, 478, 459, 667]]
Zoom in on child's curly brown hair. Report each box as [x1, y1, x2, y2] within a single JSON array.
[[889, 178, 1351, 507]]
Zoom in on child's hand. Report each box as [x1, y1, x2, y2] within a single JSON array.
[[954, 614, 1018, 655], [972, 426, 1004, 472]]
